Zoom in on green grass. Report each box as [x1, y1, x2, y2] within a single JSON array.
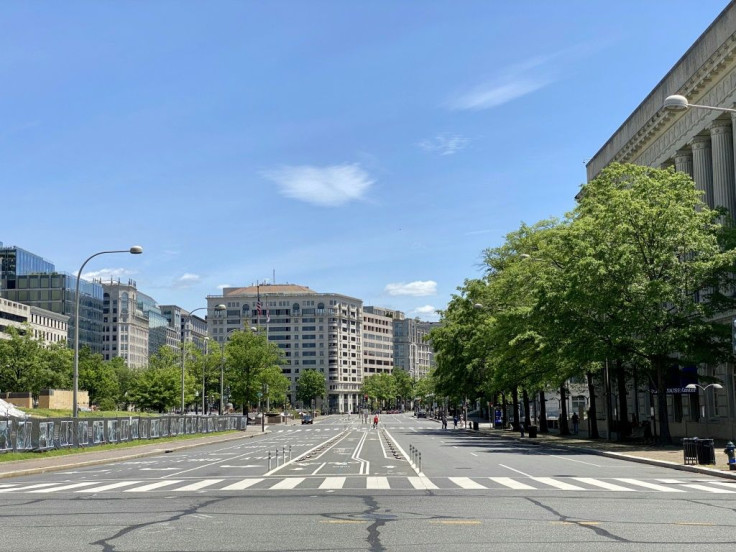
[[20, 409, 164, 418], [0, 430, 240, 463]]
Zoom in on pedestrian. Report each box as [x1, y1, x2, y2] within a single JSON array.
[[571, 412, 579, 435], [442, 416, 447, 430], [453, 415, 458, 429], [373, 414, 379, 429], [520, 422, 525, 437]]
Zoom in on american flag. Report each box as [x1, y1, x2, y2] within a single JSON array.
[[256, 285, 261, 317], [266, 309, 270, 323]]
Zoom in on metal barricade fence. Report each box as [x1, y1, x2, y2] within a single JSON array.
[[0, 415, 247, 453]]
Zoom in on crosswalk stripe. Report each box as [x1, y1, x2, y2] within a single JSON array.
[[681, 484, 736, 493], [30, 482, 99, 493], [449, 477, 487, 489], [124, 480, 183, 492], [489, 477, 536, 490], [408, 476, 439, 490], [221, 478, 264, 491], [0, 484, 18, 489], [270, 478, 305, 490], [708, 481, 736, 489], [615, 479, 685, 492], [656, 479, 682, 484], [78, 481, 143, 493], [319, 477, 346, 489], [0, 483, 57, 493], [531, 477, 585, 491], [366, 477, 390, 489], [174, 479, 224, 491], [572, 478, 633, 491]]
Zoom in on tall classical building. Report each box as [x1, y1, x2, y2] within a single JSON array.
[[393, 315, 439, 380], [100, 279, 177, 368], [208, 284, 364, 413], [0, 244, 103, 352], [586, 2, 736, 439], [362, 306, 396, 376]]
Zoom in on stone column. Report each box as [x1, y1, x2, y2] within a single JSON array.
[[674, 148, 693, 178], [691, 135, 714, 208], [710, 119, 736, 216]]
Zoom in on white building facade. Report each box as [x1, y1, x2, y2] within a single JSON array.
[[207, 284, 365, 413]]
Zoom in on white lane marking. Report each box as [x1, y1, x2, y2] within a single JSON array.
[[531, 477, 585, 491], [470, 452, 478, 457], [220, 478, 264, 490], [319, 477, 346, 489], [656, 479, 682, 484], [615, 479, 685, 492], [124, 480, 183, 492], [174, 479, 224, 491], [408, 476, 439, 490], [572, 478, 633, 492], [220, 465, 261, 468], [489, 477, 536, 490], [449, 477, 487, 489], [499, 464, 533, 477], [30, 482, 99, 493], [78, 481, 143, 493], [681, 484, 736, 493], [366, 476, 390, 489], [270, 478, 305, 490], [708, 481, 736, 489], [311, 462, 327, 475], [549, 455, 602, 467], [0, 483, 58, 493]]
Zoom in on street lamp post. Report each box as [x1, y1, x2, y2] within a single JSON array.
[[663, 95, 736, 114], [685, 383, 723, 422], [73, 246, 143, 419], [181, 304, 225, 414], [219, 341, 225, 415]]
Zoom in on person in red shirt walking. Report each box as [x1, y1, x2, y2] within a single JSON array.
[[373, 414, 379, 429]]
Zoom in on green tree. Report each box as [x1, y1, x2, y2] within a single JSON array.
[[225, 330, 283, 415], [295, 369, 325, 411], [361, 373, 395, 409], [391, 368, 413, 410], [129, 347, 184, 412], [78, 348, 119, 410]]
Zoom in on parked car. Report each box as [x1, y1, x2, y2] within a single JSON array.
[[302, 415, 313, 424], [417, 410, 427, 418]]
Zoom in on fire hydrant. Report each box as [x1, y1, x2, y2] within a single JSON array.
[[724, 442, 736, 471]]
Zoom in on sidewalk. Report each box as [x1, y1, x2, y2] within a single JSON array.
[[473, 422, 736, 480], [0, 419, 286, 480]]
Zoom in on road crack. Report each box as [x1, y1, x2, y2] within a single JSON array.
[[525, 496, 630, 542]]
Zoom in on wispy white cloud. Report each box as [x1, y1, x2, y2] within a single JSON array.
[[384, 280, 437, 297], [464, 229, 492, 236], [82, 267, 136, 281], [413, 305, 438, 317], [448, 53, 560, 111], [418, 133, 469, 156], [262, 163, 374, 207], [172, 273, 201, 289]]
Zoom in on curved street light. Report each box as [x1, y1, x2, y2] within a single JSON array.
[[663, 94, 736, 114], [685, 383, 723, 391], [182, 304, 226, 413], [73, 246, 143, 418]]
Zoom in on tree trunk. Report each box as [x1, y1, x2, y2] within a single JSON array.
[[522, 389, 531, 429], [511, 388, 520, 431], [539, 390, 549, 433], [656, 359, 672, 444], [615, 359, 630, 439], [587, 371, 600, 439], [559, 384, 570, 435]]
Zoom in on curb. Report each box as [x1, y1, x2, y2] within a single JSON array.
[[0, 429, 268, 480], [483, 429, 736, 481]]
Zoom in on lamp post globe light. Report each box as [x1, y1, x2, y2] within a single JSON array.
[[181, 304, 226, 413], [73, 246, 143, 419]]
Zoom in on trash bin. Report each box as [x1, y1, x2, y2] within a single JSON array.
[[683, 438, 698, 465], [528, 425, 538, 438], [472, 421, 479, 431], [696, 438, 716, 465]]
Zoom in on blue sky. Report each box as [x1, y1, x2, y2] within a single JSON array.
[[1, 1, 729, 320]]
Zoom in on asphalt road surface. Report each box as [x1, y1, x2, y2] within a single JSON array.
[[1, 413, 735, 551]]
